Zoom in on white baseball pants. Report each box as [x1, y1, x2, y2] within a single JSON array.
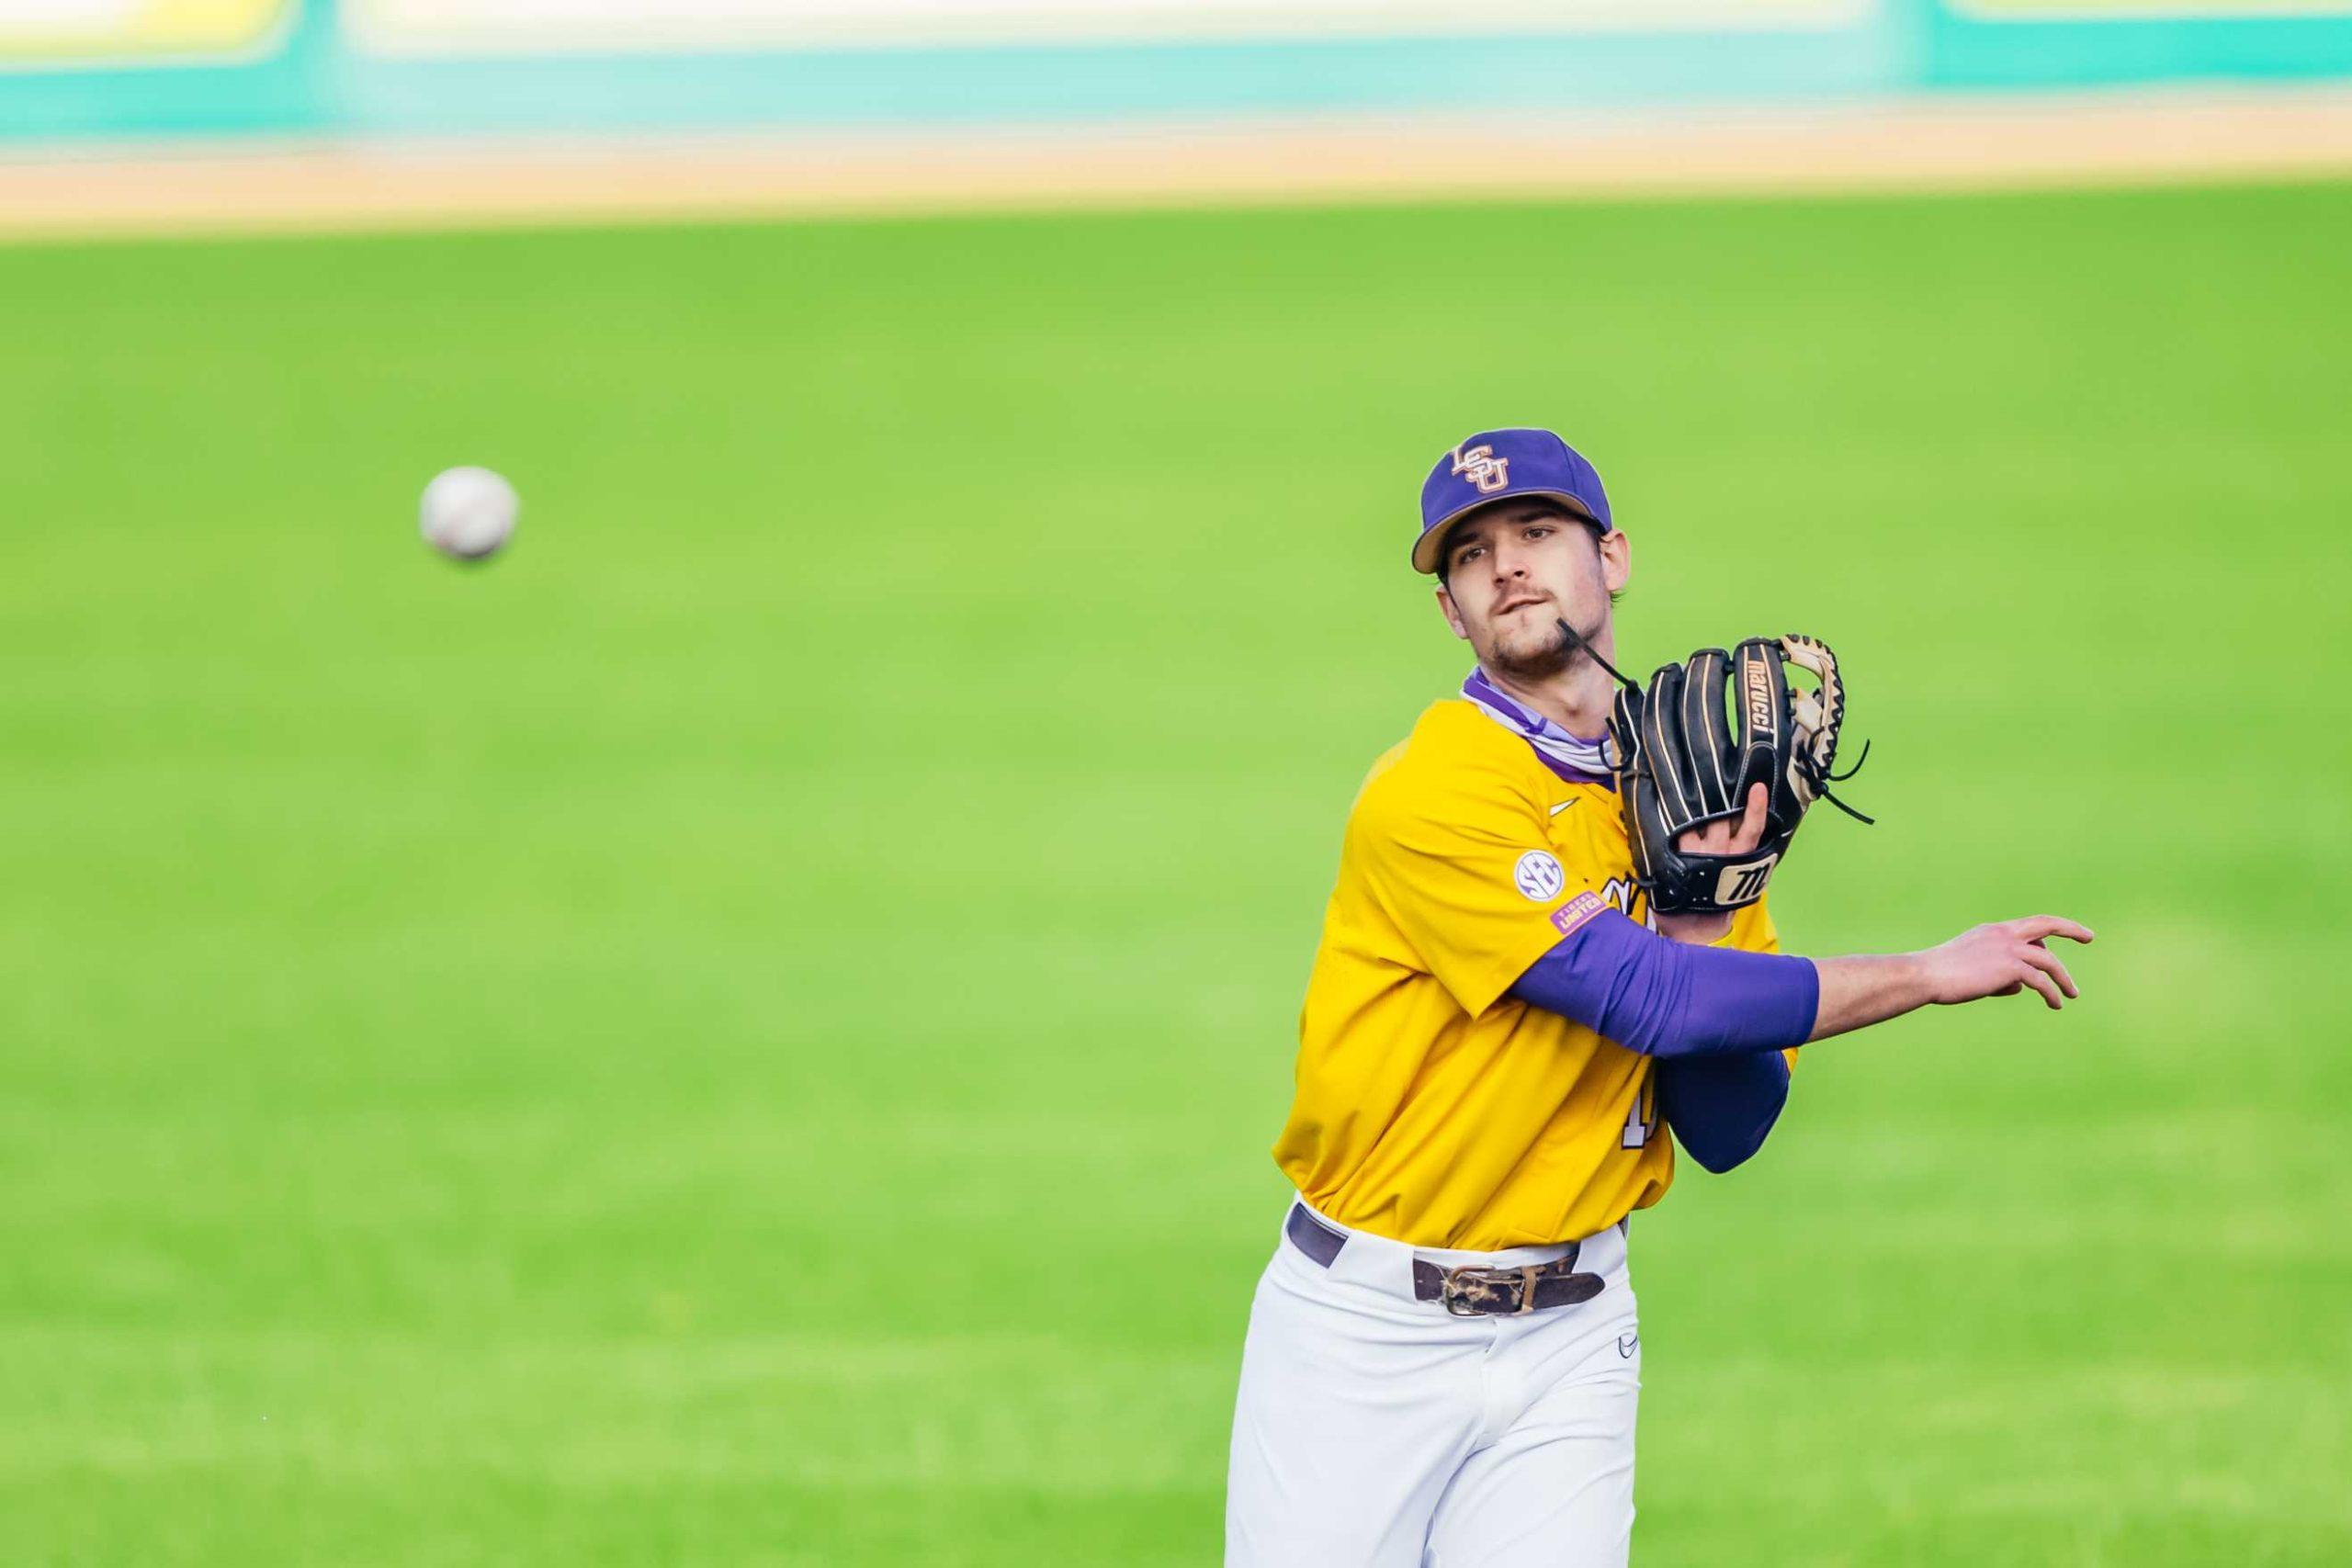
[[1226, 1200, 1642, 1567]]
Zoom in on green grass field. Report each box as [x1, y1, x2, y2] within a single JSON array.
[[4, 180, 2349, 1565]]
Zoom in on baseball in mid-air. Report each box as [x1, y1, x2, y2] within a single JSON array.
[[419, 466, 518, 562]]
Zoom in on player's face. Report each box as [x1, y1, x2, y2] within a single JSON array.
[[1434, 502, 1631, 678]]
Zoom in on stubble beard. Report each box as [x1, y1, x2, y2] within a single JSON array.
[[1483, 615, 1581, 682]]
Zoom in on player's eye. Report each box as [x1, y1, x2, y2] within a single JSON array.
[[1455, 546, 1484, 566], [1525, 525, 1554, 541]]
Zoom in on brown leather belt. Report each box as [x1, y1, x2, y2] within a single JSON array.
[[1284, 1203, 1605, 1317]]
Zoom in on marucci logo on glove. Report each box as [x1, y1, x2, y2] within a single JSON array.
[[1713, 857, 1778, 907], [1743, 660, 1778, 734]]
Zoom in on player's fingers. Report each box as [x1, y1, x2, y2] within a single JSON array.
[[2015, 915, 2096, 945], [2019, 942, 2078, 998], [1679, 816, 1730, 853], [1734, 783, 1768, 852], [1676, 784, 1770, 855], [2015, 962, 2065, 1010]]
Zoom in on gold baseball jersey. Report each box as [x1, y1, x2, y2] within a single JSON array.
[[1273, 698, 1781, 1251]]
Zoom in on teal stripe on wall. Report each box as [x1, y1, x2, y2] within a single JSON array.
[[2, 1, 2348, 145], [331, 28, 1901, 135], [0, 2, 334, 140], [1909, 0, 2352, 85]]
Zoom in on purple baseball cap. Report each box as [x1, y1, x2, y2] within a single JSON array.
[[1414, 428, 1613, 574]]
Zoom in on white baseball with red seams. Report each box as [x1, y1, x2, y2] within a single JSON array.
[[420, 466, 518, 561]]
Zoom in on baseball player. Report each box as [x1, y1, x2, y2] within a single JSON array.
[[1224, 427, 2093, 1566]]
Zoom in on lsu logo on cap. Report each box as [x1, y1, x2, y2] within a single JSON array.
[[1452, 444, 1510, 494]]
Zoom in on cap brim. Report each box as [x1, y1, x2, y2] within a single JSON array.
[[1413, 491, 1600, 575]]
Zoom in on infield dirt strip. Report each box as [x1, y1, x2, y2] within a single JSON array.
[[6, 87, 2352, 240]]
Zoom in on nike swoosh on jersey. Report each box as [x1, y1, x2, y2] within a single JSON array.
[[1549, 800, 1579, 817]]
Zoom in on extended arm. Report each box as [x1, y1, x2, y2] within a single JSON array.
[[1654, 784, 2097, 1043], [1512, 908, 2097, 1054], [1804, 919, 2091, 1039], [1591, 788, 2091, 1170]]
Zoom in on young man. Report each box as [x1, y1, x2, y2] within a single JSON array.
[[1224, 427, 2092, 1566]]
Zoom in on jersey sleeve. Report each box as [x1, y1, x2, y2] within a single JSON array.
[[1349, 755, 1607, 1018]]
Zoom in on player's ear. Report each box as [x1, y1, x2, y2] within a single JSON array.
[[1600, 529, 1631, 595], [1435, 583, 1470, 641]]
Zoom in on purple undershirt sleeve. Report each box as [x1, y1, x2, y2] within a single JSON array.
[[1654, 1053, 1792, 1174], [1505, 908, 1819, 1059]]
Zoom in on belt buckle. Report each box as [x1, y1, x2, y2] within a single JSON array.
[[1440, 1263, 1542, 1317]]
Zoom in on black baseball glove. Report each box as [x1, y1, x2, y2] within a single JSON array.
[[1606, 635, 1866, 916]]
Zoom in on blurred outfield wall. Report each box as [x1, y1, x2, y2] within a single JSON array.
[[5, 0, 2352, 144]]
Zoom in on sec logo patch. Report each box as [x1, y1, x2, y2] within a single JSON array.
[[1513, 851, 1566, 902]]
